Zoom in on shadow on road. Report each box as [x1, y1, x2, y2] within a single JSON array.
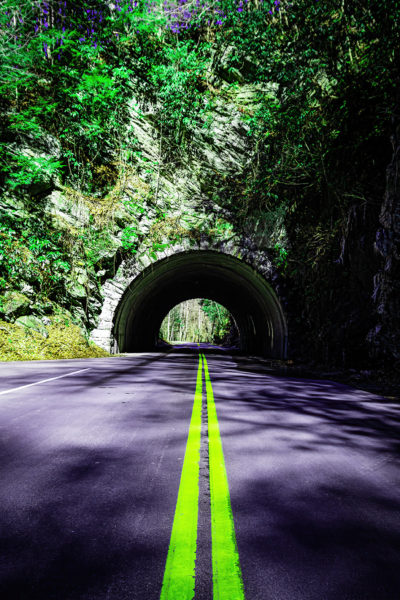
[[0, 353, 399, 599], [205, 355, 400, 600]]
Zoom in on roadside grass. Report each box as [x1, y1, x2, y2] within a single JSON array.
[[0, 318, 109, 361]]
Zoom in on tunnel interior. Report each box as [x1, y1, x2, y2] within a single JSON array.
[[112, 251, 287, 358]]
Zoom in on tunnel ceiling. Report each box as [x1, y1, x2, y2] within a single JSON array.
[[113, 251, 287, 358]]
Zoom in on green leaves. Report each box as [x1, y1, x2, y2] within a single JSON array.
[[121, 225, 139, 252], [0, 147, 62, 191], [148, 41, 211, 138], [0, 224, 71, 296]]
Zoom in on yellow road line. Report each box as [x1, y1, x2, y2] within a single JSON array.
[[160, 355, 203, 600], [203, 354, 245, 600], [160, 354, 245, 599]]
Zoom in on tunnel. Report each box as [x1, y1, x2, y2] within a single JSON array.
[[112, 251, 288, 358]]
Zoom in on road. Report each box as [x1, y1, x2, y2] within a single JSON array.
[[0, 351, 399, 600]]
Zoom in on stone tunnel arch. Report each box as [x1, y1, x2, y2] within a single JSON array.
[[111, 250, 287, 358]]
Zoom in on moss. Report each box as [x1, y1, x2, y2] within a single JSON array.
[[62, 166, 151, 228], [0, 317, 109, 361], [147, 216, 189, 244]]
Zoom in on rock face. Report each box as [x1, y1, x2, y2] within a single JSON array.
[[1, 71, 287, 354], [368, 120, 400, 365], [87, 77, 289, 354], [15, 315, 49, 338], [0, 291, 31, 320], [125, 77, 276, 211]]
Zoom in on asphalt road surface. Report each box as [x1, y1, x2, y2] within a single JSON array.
[[0, 351, 399, 600]]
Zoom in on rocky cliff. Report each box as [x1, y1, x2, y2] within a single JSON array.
[[368, 116, 400, 367]]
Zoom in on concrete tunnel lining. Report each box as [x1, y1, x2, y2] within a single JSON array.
[[112, 251, 288, 358]]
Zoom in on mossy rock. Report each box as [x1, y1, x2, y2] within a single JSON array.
[[0, 291, 31, 319], [66, 275, 87, 299], [15, 315, 49, 338]]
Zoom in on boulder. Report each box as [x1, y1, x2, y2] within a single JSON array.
[[0, 291, 31, 319], [15, 315, 48, 338]]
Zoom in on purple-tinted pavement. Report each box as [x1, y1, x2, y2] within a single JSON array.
[[0, 352, 399, 599]]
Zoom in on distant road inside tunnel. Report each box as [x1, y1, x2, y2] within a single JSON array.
[[0, 351, 399, 599]]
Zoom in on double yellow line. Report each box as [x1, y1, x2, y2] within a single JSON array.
[[160, 354, 245, 600]]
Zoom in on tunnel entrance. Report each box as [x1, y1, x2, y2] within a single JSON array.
[[112, 251, 287, 358]]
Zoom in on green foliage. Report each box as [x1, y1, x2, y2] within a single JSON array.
[[273, 242, 287, 269], [0, 223, 71, 296], [199, 299, 232, 342], [211, 0, 399, 226], [0, 2, 137, 192], [0, 1, 217, 190], [1, 149, 62, 190], [121, 224, 139, 253], [149, 41, 212, 139]]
